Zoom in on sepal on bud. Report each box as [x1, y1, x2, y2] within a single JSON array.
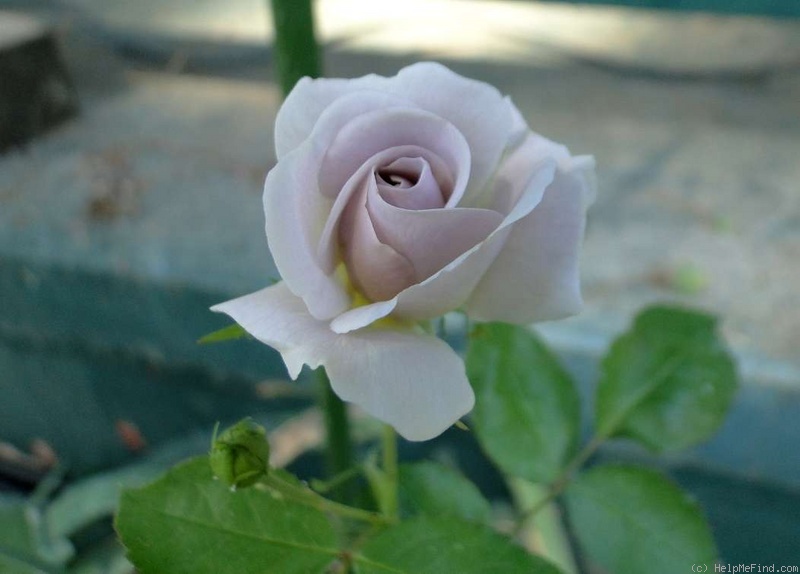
[[209, 418, 270, 489]]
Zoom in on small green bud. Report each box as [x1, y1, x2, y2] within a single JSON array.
[[209, 418, 270, 490]]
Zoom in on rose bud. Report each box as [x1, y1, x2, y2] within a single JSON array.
[[209, 418, 270, 490]]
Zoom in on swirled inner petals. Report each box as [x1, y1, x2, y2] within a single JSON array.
[[316, 146, 454, 274], [319, 107, 471, 206], [377, 157, 446, 211]]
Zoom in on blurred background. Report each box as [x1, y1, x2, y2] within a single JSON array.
[[0, 0, 798, 571]]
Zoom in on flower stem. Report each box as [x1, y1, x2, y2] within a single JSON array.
[[267, 0, 321, 96], [310, 465, 362, 495], [316, 368, 355, 503], [514, 435, 604, 532], [381, 424, 399, 520], [509, 479, 579, 574], [515, 355, 689, 530], [262, 473, 390, 526]]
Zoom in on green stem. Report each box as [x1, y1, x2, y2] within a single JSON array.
[[310, 465, 362, 494], [514, 435, 604, 533], [516, 353, 689, 529], [509, 479, 578, 574], [263, 474, 390, 526], [268, 0, 321, 96], [381, 425, 399, 520], [316, 368, 355, 503]]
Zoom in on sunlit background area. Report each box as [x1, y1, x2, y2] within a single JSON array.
[[1, 0, 798, 570]]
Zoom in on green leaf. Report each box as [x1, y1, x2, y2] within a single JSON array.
[[116, 457, 340, 574], [0, 551, 50, 574], [0, 498, 72, 568], [466, 323, 581, 483], [357, 516, 563, 574], [565, 465, 716, 574], [398, 462, 491, 524], [596, 305, 737, 451], [197, 323, 249, 344]]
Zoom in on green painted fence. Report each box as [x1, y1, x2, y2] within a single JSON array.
[[536, 0, 800, 17]]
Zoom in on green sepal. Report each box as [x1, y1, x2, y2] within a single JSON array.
[[197, 324, 249, 345]]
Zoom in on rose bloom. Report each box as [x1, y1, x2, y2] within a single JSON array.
[[214, 62, 595, 441]]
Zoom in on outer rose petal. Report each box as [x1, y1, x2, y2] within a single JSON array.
[[390, 63, 514, 198], [465, 156, 596, 323], [263, 145, 350, 321], [367, 176, 503, 281], [503, 96, 571, 160], [392, 158, 558, 320], [211, 283, 474, 441], [274, 74, 389, 159]]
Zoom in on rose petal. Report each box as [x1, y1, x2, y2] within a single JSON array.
[[275, 74, 392, 159], [316, 145, 452, 274], [393, 227, 510, 319], [212, 283, 474, 441], [391, 158, 558, 320], [263, 145, 350, 320], [568, 154, 598, 207], [389, 62, 514, 200], [486, 127, 572, 214], [324, 326, 474, 442], [377, 157, 449, 210], [367, 178, 504, 281], [465, 158, 595, 323], [210, 282, 356, 380], [505, 96, 530, 147], [339, 178, 417, 302], [329, 298, 397, 334], [319, 107, 471, 204], [275, 63, 515, 197], [267, 93, 426, 319], [268, 71, 515, 318], [275, 62, 513, 193]]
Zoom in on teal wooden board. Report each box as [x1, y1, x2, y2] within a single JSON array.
[[0, 257, 307, 478], [536, 0, 800, 17], [673, 467, 800, 565]]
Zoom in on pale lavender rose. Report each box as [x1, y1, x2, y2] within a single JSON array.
[[213, 62, 595, 441]]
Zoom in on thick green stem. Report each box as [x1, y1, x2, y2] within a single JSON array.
[[381, 425, 399, 520], [268, 0, 321, 96], [316, 369, 355, 502]]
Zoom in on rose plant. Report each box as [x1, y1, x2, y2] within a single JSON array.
[[116, 64, 737, 574], [213, 62, 596, 440]]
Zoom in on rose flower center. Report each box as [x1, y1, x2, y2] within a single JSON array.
[[374, 156, 447, 211]]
